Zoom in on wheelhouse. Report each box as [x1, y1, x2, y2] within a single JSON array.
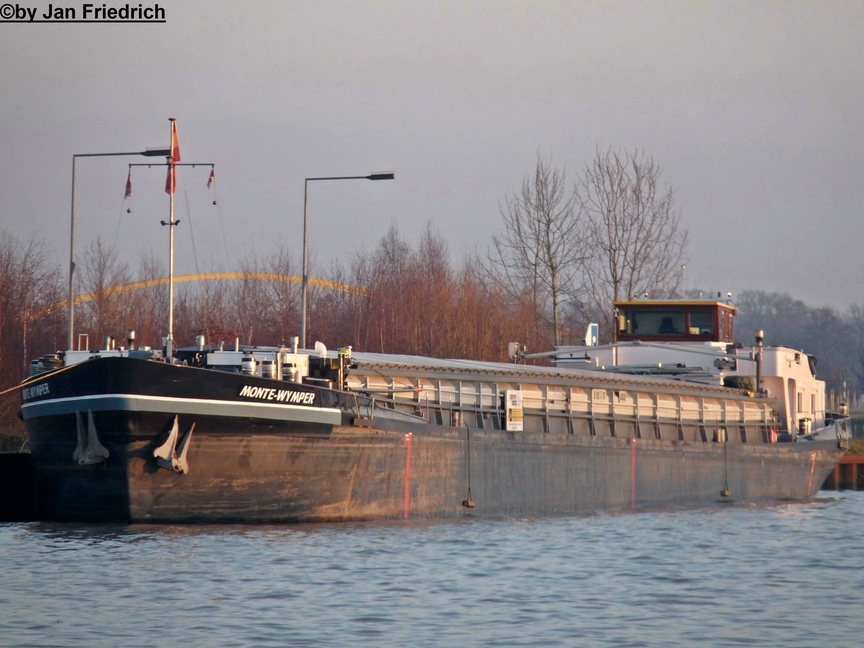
[[613, 300, 736, 344]]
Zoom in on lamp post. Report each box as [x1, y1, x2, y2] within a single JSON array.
[[68, 147, 170, 350], [301, 172, 394, 348]]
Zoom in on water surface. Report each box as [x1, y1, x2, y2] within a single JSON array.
[[2, 492, 862, 647]]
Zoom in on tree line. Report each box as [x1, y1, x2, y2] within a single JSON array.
[[2, 147, 862, 440]]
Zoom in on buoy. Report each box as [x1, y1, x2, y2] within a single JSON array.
[[127, 208, 131, 213], [213, 200, 217, 205]]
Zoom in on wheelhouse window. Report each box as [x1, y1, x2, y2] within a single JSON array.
[[620, 309, 685, 336], [688, 311, 714, 336]]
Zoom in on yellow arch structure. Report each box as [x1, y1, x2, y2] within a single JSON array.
[[38, 273, 366, 318]]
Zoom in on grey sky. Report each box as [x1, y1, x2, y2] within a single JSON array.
[[1, 1, 862, 309]]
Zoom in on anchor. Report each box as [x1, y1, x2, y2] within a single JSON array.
[[153, 415, 194, 474], [72, 410, 110, 465]]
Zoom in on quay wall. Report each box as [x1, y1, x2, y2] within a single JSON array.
[[822, 455, 864, 491], [0, 453, 35, 521]]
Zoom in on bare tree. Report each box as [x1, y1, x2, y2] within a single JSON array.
[[576, 148, 688, 333], [367, 225, 412, 353], [128, 250, 168, 348], [346, 249, 374, 350], [487, 155, 582, 346], [233, 251, 271, 345], [181, 276, 236, 348], [79, 237, 133, 344], [263, 245, 299, 345], [0, 232, 64, 440]]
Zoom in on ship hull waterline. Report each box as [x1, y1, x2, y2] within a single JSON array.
[[26, 422, 843, 523]]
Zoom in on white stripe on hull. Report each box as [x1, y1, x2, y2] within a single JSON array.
[[20, 394, 342, 425]]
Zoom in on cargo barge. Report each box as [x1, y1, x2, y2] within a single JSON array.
[[20, 295, 849, 522]]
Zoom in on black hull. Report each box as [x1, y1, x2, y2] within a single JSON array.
[[21, 358, 846, 523]]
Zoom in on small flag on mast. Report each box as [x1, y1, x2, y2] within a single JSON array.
[[170, 120, 181, 163], [125, 169, 132, 199], [165, 120, 181, 195], [207, 169, 215, 189]]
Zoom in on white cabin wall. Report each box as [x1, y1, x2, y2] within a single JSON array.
[[760, 376, 789, 431], [787, 378, 797, 433], [759, 347, 827, 429]]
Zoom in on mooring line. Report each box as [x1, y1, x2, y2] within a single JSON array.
[[2, 364, 79, 398], [630, 438, 637, 511], [807, 451, 817, 496], [462, 424, 474, 509], [403, 433, 413, 519]]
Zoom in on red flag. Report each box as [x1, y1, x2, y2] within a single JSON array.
[[207, 169, 215, 189], [125, 169, 132, 199], [165, 120, 181, 195], [169, 120, 181, 162]]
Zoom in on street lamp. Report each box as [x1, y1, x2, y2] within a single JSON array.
[[301, 172, 394, 348], [68, 147, 170, 350]]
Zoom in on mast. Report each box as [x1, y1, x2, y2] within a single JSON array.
[[126, 122, 212, 361], [166, 118, 176, 359]]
